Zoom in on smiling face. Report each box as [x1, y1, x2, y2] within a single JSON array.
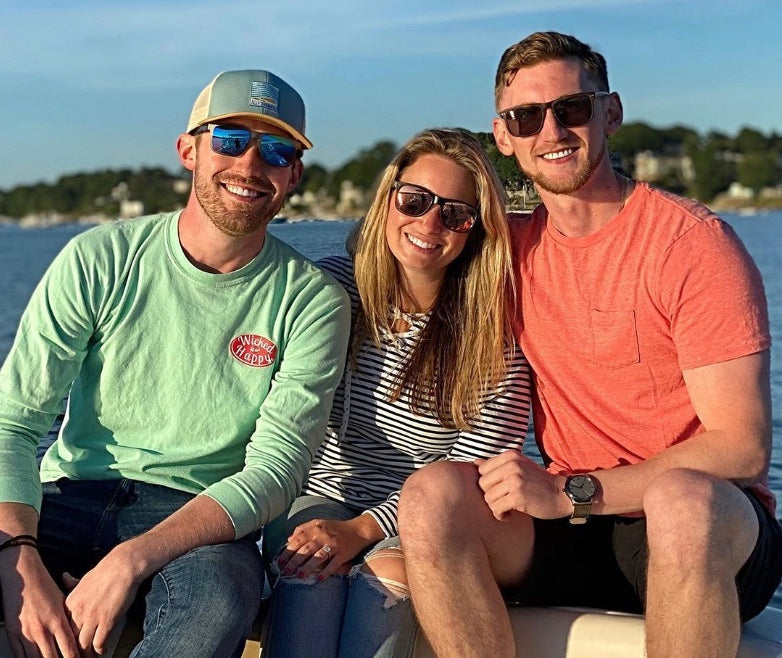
[[181, 117, 302, 237], [493, 57, 621, 195], [385, 153, 476, 289]]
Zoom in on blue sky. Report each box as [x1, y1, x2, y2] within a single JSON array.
[[2, 0, 780, 189]]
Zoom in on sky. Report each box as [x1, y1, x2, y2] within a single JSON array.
[[1, 0, 781, 190]]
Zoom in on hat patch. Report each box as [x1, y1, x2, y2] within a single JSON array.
[[230, 333, 278, 368], [249, 81, 279, 117]]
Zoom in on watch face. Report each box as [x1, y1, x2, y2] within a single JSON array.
[[567, 475, 596, 503]]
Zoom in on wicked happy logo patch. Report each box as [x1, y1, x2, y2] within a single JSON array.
[[230, 334, 278, 368]]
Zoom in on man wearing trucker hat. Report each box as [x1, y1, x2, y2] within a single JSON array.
[[0, 70, 350, 657]]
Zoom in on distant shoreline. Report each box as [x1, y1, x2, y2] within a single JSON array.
[[0, 214, 357, 230], [2, 202, 780, 230]]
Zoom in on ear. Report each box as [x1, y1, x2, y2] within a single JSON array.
[[286, 158, 304, 193], [492, 117, 515, 157], [176, 133, 197, 172], [604, 92, 624, 137]]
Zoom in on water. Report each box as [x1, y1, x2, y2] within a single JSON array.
[[1, 213, 781, 607]]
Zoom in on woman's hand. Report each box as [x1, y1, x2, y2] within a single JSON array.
[[276, 515, 384, 580]]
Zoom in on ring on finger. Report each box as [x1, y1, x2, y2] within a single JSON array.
[[322, 544, 332, 555]]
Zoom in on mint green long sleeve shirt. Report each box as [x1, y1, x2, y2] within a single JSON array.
[[0, 212, 350, 538]]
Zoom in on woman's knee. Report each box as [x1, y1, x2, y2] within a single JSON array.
[[354, 546, 410, 609]]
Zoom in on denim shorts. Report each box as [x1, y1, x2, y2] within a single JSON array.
[[504, 488, 782, 622]]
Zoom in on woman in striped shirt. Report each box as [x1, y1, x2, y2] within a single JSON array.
[[262, 128, 531, 658]]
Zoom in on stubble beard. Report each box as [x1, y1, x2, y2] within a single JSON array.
[[525, 143, 606, 195], [193, 167, 284, 237]]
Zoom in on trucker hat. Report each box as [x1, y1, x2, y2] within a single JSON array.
[[186, 70, 312, 149]]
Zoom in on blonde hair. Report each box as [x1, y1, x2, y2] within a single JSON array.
[[351, 128, 515, 430], [495, 31, 609, 109]]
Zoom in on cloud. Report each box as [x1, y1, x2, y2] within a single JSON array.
[[351, 0, 649, 30], [2, 0, 657, 86]]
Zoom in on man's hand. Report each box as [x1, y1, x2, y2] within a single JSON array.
[[0, 548, 79, 658], [476, 450, 569, 521], [63, 545, 143, 657], [276, 515, 383, 580]]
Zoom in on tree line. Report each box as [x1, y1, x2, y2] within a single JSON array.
[[608, 123, 782, 200], [0, 168, 188, 221], [2, 123, 780, 222]]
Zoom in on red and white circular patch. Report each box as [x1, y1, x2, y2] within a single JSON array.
[[229, 334, 278, 368]]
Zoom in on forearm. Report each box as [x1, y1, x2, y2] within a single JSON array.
[[351, 512, 386, 545], [0, 501, 72, 658], [111, 494, 236, 581], [583, 352, 771, 516], [0, 503, 42, 584], [588, 427, 770, 516], [0, 502, 39, 541]]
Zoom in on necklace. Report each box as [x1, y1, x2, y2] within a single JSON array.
[[548, 175, 631, 237], [617, 175, 631, 214], [391, 306, 428, 326]]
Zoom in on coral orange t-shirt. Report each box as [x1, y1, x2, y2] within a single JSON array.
[[510, 182, 772, 509]]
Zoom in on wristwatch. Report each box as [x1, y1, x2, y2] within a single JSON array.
[[563, 474, 598, 525]]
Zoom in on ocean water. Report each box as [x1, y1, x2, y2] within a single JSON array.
[[1, 212, 781, 607]]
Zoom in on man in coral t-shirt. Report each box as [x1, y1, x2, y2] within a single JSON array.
[[399, 31, 782, 657]]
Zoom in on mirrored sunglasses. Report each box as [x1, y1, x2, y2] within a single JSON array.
[[499, 91, 611, 138], [192, 124, 300, 167], [392, 181, 478, 233]]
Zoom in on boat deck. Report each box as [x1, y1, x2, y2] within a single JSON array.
[[4, 604, 780, 657]]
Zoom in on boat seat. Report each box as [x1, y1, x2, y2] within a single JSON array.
[[2, 604, 781, 657]]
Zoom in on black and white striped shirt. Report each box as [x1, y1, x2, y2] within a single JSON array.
[[303, 256, 532, 537]]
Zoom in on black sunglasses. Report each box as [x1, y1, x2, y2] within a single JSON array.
[[499, 91, 611, 138], [192, 123, 300, 167], [391, 181, 478, 233]]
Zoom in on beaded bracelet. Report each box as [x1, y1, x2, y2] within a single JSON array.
[[0, 534, 39, 553]]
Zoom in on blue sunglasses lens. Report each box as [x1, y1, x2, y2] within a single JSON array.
[[211, 126, 251, 156], [259, 134, 298, 167], [209, 126, 298, 167]]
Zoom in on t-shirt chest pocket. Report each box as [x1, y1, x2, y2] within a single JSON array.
[[589, 309, 640, 368]]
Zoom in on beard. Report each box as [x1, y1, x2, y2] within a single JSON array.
[[193, 166, 285, 237], [524, 141, 606, 195]]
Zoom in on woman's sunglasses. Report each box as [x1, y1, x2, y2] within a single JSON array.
[[499, 91, 611, 138], [392, 181, 478, 233], [191, 124, 300, 167]]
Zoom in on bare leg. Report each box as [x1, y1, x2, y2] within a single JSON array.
[[398, 461, 534, 658], [644, 469, 758, 658]]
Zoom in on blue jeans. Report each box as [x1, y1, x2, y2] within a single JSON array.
[[262, 495, 418, 658], [37, 478, 264, 658]]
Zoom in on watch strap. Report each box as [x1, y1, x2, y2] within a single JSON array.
[[569, 500, 592, 525]]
